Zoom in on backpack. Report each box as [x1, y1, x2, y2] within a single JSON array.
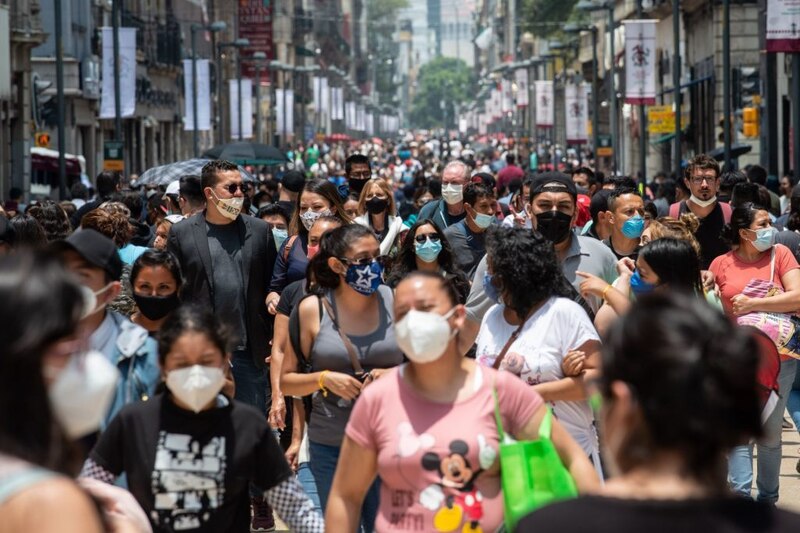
[[669, 200, 732, 223]]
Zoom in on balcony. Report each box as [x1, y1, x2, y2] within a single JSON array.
[[8, 0, 46, 45], [121, 9, 181, 68]]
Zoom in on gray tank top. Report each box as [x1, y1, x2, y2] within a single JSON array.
[[308, 284, 403, 446]]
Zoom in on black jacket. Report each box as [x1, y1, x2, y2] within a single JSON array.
[[167, 212, 276, 367]]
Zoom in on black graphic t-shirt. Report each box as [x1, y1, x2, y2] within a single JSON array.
[[91, 393, 291, 532]]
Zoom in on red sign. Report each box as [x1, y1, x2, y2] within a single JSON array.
[[238, 0, 274, 78]]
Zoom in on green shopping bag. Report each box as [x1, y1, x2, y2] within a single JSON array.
[[493, 389, 578, 531]]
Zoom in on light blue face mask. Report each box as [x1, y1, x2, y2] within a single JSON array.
[[749, 226, 777, 252], [415, 238, 443, 263], [473, 211, 495, 230], [272, 227, 288, 252], [621, 214, 645, 239]]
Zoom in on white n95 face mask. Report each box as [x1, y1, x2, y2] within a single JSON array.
[[395, 308, 456, 364], [441, 184, 464, 205], [48, 350, 120, 438], [166, 365, 226, 413]]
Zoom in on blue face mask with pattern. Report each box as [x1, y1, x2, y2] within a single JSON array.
[[344, 259, 384, 296]]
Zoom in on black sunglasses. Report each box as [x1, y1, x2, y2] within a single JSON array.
[[338, 255, 389, 267], [414, 233, 441, 244], [219, 183, 247, 194]]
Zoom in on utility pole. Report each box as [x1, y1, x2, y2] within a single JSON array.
[[637, 0, 647, 187], [673, 0, 682, 174], [54, 0, 66, 199], [723, 0, 732, 170]]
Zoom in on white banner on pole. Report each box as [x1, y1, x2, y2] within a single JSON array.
[[478, 113, 487, 135], [229, 78, 253, 140], [346, 102, 356, 129], [100, 27, 136, 119], [515, 69, 529, 107], [492, 88, 502, 119], [276, 88, 294, 138], [534, 81, 554, 127], [182, 59, 211, 131], [767, 0, 800, 52], [313, 77, 322, 113], [320, 78, 329, 115], [357, 105, 366, 131], [366, 111, 374, 135], [331, 88, 344, 120], [623, 20, 657, 105], [565, 83, 589, 143]]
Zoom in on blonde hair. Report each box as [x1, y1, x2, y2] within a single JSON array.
[[357, 179, 396, 216], [646, 214, 701, 256]]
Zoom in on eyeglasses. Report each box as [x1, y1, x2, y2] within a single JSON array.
[[338, 255, 389, 267], [350, 172, 371, 179], [414, 233, 441, 244], [689, 175, 716, 185], [219, 182, 247, 194]]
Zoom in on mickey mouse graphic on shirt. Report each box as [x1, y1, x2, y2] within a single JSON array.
[[418, 435, 497, 533]]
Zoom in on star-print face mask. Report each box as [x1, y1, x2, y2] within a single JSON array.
[[344, 258, 384, 296]]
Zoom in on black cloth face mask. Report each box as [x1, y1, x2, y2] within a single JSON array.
[[133, 292, 181, 321], [535, 210, 573, 244], [365, 197, 388, 215]]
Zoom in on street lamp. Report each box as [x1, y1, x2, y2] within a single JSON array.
[[577, 0, 618, 173], [252, 52, 267, 143], [191, 21, 226, 157], [217, 38, 250, 142], [564, 22, 600, 164]]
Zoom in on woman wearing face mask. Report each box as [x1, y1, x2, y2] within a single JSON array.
[[708, 202, 800, 504], [385, 219, 471, 303], [266, 179, 351, 315], [355, 179, 406, 256], [0, 252, 147, 533], [325, 271, 600, 532], [517, 292, 800, 533], [280, 224, 404, 532], [475, 227, 604, 473], [81, 306, 324, 533], [130, 250, 183, 334]]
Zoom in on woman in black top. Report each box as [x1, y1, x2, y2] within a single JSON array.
[[81, 306, 323, 533], [517, 293, 800, 533]]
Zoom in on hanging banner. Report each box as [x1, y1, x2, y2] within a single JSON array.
[[492, 88, 502, 119], [276, 88, 294, 138], [182, 59, 211, 131], [767, 0, 800, 52], [478, 113, 488, 135], [515, 68, 529, 107], [238, 0, 274, 78], [565, 83, 589, 144], [229, 78, 253, 140], [366, 111, 374, 135], [100, 27, 136, 119], [320, 77, 329, 115], [501, 80, 513, 113], [313, 77, 322, 113], [331, 87, 344, 120], [346, 102, 356, 129], [356, 104, 365, 131], [623, 20, 657, 105], [534, 81, 554, 128]]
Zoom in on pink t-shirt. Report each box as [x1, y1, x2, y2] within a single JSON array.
[[346, 365, 543, 533], [709, 244, 799, 316]]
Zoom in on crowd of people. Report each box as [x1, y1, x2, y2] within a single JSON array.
[[1, 136, 800, 533]]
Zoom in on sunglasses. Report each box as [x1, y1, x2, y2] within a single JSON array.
[[414, 233, 441, 244], [338, 255, 389, 267], [219, 183, 248, 194]]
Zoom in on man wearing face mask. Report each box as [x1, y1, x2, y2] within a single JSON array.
[[459, 173, 617, 351], [345, 153, 372, 198], [54, 229, 160, 427], [604, 187, 646, 261], [417, 160, 471, 230], [444, 182, 496, 277], [669, 154, 732, 268]]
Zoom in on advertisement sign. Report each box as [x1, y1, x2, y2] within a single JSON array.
[[238, 0, 274, 77], [767, 0, 800, 52], [623, 20, 657, 105], [534, 81, 554, 128]]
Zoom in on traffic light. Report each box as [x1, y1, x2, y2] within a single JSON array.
[[742, 106, 759, 138], [717, 115, 735, 144], [732, 66, 760, 110], [31, 73, 53, 129]]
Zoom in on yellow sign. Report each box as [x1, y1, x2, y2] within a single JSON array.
[[103, 159, 124, 171], [35, 132, 50, 148], [648, 105, 675, 134], [597, 147, 613, 157]]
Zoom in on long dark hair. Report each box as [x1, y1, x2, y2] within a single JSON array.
[[639, 238, 703, 294], [386, 218, 470, 303], [720, 202, 767, 246], [485, 226, 574, 317], [288, 178, 351, 236], [0, 252, 85, 474], [602, 292, 761, 489], [131, 250, 184, 297], [157, 306, 231, 366], [307, 224, 378, 292]]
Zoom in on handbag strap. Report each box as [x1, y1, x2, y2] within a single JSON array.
[[492, 311, 535, 370], [492, 387, 507, 442], [321, 295, 365, 376], [492, 385, 553, 442]]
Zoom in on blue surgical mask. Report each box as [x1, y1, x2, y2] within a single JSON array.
[[272, 228, 288, 252], [482, 271, 503, 305], [630, 270, 657, 295], [621, 214, 645, 239], [415, 239, 443, 263], [472, 211, 495, 230], [749, 226, 778, 252], [345, 259, 384, 296]]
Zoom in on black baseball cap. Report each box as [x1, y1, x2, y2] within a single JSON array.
[[51, 229, 123, 281], [531, 172, 577, 199], [281, 170, 306, 193]]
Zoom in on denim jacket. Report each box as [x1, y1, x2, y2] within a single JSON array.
[[101, 312, 160, 429]]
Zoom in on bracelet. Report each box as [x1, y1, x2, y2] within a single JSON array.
[[601, 284, 613, 301], [318, 370, 330, 397]]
